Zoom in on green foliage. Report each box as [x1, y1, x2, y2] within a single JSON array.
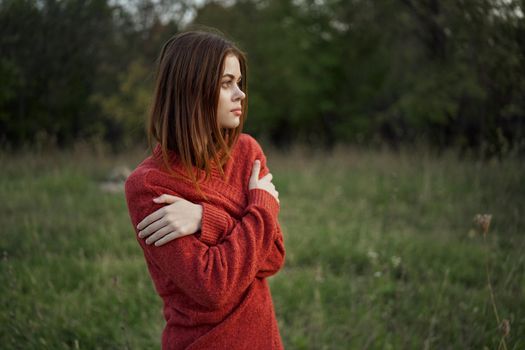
[[192, 0, 525, 154], [0, 0, 524, 155], [1, 147, 524, 348], [91, 59, 153, 147], [0, 0, 114, 145], [0, 58, 20, 123], [0, 0, 176, 147]]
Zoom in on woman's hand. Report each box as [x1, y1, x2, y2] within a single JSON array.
[[250, 160, 279, 203], [136, 159, 276, 247], [136, 195, 203, 246]]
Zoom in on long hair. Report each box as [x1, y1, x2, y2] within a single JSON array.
[[148, 30, 248, 196]]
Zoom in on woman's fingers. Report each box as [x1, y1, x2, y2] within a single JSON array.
[[250, 165, 279, 202], [249, 160, 261, 189], [153, 194, 183, 204], [137, 207, 165, 230], [261, 173, 273, 182], [138, 194, 185, 230], [259, 176, 276, 191], [248, 159, 279, 203], [145, 225, 174, 245], [154, 230, 187, 247], [139, 218, 168, 239]]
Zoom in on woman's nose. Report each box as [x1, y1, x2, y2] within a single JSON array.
[[233, 85, 246, 101]]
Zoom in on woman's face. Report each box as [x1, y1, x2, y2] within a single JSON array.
[[217, 54, 245, 129]]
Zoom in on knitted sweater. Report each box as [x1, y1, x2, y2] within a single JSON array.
[[124, 133, 285, 350]]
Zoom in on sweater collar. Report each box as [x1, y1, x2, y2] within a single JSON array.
[[151, 144, 247, 215]]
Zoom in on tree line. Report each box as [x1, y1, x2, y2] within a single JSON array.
[[1, 0, 524, 157]]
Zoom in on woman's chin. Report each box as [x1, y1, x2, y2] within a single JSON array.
[[221, 118, 240, 129]]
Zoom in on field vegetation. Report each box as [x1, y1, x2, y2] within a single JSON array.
[[1, 144, 524, 349]]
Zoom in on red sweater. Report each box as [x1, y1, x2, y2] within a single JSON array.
[[124, 133, 285, 350]]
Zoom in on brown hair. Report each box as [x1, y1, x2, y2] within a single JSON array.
[[148, 30, 248, 196]]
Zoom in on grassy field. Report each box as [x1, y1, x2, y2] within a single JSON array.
[[1, 144, 524, 349]]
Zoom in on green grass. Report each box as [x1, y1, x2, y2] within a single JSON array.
[[1, 144, 524, 349]]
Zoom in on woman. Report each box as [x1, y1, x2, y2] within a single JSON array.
[[124, 31, 285, 349]]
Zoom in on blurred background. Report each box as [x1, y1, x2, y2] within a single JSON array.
[[1, 0, 524, 156], [1, 0, 524, 349]]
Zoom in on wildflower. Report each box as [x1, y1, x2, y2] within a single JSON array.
[[391, 255, 401, 268], [473, 214, 492, 236], [367, 250, 378, 260]]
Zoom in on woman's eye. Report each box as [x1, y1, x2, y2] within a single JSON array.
[[221, 80, 242, 89]]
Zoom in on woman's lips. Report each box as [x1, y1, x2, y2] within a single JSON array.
[[231, 109, 242, 116]]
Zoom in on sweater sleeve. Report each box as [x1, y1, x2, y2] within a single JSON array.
[[249, 139, 286, 277], [125, 173, 280, 309], [198, 140, 286, 278], [255, 224, 286, 278], [197, 202, 236, 245], [200, 202, 285, 279]]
